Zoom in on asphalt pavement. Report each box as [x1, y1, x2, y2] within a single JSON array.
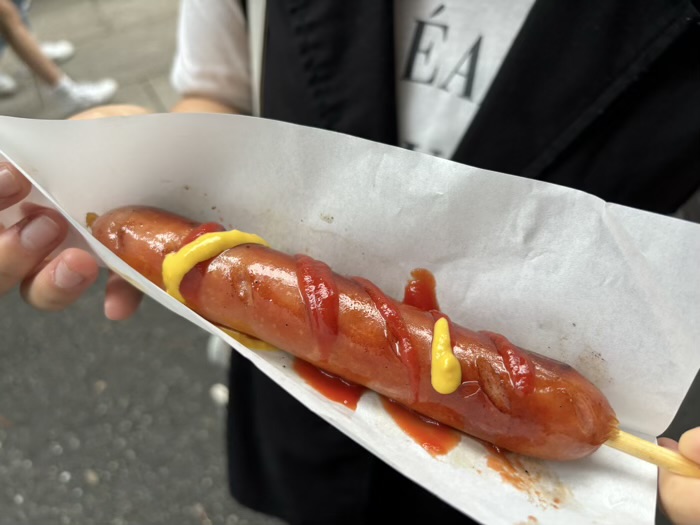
[[0, 273, 282, 525]]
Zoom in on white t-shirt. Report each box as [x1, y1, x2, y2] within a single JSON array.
[[172, 0, 535, 158], [171, 0, 252, 113], [394, 0, 535, 158]]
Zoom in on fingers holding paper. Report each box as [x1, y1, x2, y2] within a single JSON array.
[[0, 161, 115, 313], [19, 247, 99, 311], [0, 160, 32, 207], [659, 427, 700, 525]]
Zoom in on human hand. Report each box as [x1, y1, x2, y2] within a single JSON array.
[[659, 427, 700, 525], [69, 103, 153, 120], [0, 162, 142, 319]]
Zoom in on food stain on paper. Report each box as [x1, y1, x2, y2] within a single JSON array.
[[514, 516, 539, 525], [380, 397, 461, 457], [482, 443, 570, 509], [292, 361, 460, 455], [574, 345, 612, 387], [85, 212, 98, 228], [293, 359, 366, 410]]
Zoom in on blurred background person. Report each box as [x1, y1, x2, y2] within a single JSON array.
[[0, 0, 117, 114], [0, 0, 76, 96]]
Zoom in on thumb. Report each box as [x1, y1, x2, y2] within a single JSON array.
[[658, 428, 700, 525], [658, 436, 679, 452], [678, 428, 700, 464]]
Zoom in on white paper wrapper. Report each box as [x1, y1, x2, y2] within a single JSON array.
[[1, 114, 698, 525]]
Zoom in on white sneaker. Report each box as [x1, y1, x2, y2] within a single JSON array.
[[53, 76, 118, 115], [207, 334, 232, 368], [0, 73, 18, 97], [40, 40, 75, 63]]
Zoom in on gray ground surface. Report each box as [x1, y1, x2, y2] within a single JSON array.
[[0, 273, 281, 525], [0, 1, 698, 524], [0, 0, 179, 119]]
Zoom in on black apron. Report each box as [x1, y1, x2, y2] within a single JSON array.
[[228, 1, 700, 524]]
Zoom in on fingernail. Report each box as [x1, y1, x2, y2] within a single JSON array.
[[19, 215, 61, 250], [54, 260, 85, 289], [0, 167, 21, 198]]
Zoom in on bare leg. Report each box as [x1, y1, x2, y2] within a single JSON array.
[[0, 0, 62, 87]]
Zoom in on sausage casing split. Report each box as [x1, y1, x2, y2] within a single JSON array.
[[92, 206, 618, 461]]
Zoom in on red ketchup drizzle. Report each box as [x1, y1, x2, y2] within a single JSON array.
[[178, 222, 226, 305], [483, 331, 534, 395], [402, 268, 461, 372], [354, 277, 421, 398], [403, 269, 462, 397], [293, 359, 365, 410], [380, 397, 460, 456], [294, 255, 340, 361], [402, 268, 440, 312]]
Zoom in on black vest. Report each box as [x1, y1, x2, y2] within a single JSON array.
[[261, 0, 700, 214]]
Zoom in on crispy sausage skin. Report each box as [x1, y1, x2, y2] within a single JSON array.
[[92, 206, 618, 461]]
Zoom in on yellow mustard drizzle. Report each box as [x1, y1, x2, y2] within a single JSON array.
[[430, 317, 462, 394], [217, 326, 278, 352], [162, 229, 269, 303]]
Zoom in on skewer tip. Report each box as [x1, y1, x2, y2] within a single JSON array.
[[605, 428, 700, 478]]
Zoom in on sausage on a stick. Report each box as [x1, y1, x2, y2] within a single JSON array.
[[91, 205, 624, 462]]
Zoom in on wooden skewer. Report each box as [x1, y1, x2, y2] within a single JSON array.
[[605, 428, 700, 477]]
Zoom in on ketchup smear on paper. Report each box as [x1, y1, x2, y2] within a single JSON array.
[[293, 359, 365, 411], [380, 397, 461, 456]]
